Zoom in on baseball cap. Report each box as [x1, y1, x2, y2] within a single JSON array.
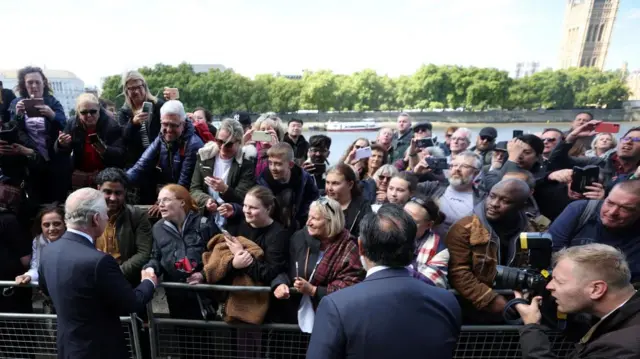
[[479, 127, 498, 140], [414, 122, 433, 132]]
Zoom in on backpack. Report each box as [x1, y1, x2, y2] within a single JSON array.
[[575, 200, 600, 234]]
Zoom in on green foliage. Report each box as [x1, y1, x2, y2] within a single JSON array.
[[99, 63, 631, 114]]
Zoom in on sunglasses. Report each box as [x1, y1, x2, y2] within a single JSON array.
[[215, 139, 236, 149], [542, 138, 557, 143], [480, 136, 494, 142], [80, 109, 98, 115], [317, 196, 336, 214], [378, 175, 392, 182]]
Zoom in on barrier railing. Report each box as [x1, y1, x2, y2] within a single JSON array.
[[0, 281, 142, 359], [1, 280, 576, 359]]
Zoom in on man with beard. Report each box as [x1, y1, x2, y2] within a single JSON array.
[[470, 127, 497, 168], [417, 151, 486, 239], [258, 143, 319, 230], [283, 118, 309, 165], [446, 178, 532, 323], [549, 122, 640, 190], [95, 168, 153, 285]]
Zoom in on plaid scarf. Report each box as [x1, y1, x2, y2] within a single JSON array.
[[310, 228, 364, 294]]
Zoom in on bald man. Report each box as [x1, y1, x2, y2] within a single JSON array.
[[39, 188, 157, 359], [446, 179, 536, 323]]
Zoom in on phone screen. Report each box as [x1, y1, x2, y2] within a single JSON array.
[[142, 102, 153, 114], [88, 134, 99, 144], [513, 130, 524, 138]]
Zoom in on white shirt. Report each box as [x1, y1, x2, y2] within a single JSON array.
[[67, 228, 94, 244], [366, 265, 391, 278]]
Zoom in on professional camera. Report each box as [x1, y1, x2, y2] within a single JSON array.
[[494, 232, 553, 294]]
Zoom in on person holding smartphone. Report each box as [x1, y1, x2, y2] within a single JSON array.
[[7, 66, 68, 204], [55, 94, 125, 191]]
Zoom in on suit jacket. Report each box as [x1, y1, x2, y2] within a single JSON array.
[[38, 231, 155, 359], [307, 268, 462, 359]]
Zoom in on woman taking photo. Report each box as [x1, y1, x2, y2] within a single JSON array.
[[118, 71, 166, 167], [9, 66, 68, 203], [325, 163, 372, 237], [56, 93, 125, 191], [271, 196, 364, 327], [15, 205, 66, 284]]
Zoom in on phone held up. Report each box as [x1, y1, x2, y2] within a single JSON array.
[[251, 131, 272, 142], [142, 101, 153, 114], [354, 146, 373, 160], [415, 138, 435, 149], [512, 130, 524, 138], [570, 165, 600, 194], [594, 122, 620, 134], [426, 157, 449, 170], [23, 98, 44, 118]]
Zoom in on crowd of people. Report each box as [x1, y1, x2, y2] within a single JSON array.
[[1, 65, 640, 358]]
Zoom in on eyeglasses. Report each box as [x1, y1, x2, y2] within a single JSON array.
[[621, 136, 640, 143], [215, 138, 236, 149], [449, 163, 476, 171], [126, 84, 145, 93], [80, 109, 98, 116], [378, 175, 392, 182], [415, 128, 429, 133], [157, 197, 177, 205], [542, 138, 557, 143], [317, 196, 336, 214]]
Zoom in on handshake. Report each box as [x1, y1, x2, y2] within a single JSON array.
[[141, 267, 159, 287]]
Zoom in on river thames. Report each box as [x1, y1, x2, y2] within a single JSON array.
[[305, 122, 640, 164]]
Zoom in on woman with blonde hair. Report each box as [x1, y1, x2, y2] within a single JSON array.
[[56, 93, 125, 190], [117, 71, 169, 167], [586, 132, 617, 158], [243, 112, 286, 177], [271, 196, 364, 327]]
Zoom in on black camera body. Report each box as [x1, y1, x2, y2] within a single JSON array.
[[494, 232, 553, 295]]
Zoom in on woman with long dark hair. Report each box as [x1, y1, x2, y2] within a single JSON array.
[[8, 66, 68, 203], [324, 163, 372, 237]]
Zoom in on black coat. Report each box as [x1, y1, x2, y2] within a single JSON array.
[[0, 88, 17, 123], [519, 291, 640, 359], [38, 231, 155, 359], [118, 98, 165, 166], [56, 109, 125, 169]]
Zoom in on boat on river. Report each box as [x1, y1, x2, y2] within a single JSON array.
[[326, 118, 381, 132]]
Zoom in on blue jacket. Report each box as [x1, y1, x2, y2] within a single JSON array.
[[307, 268, 461, 359], [127, 120, 203, 188], [550, 200, 640, 283], [255, 164, 319, 229]]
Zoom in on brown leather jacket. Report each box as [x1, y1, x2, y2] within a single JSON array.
[[446, 212, 540, 310]]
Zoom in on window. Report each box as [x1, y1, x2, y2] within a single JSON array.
[[591, 57, 598, 66], [597, 24, 605, 42], [586, 25, 594, 42]]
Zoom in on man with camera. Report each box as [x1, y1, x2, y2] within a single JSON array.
[[446, 178, 533, 322], [514, 244, 640, 358]]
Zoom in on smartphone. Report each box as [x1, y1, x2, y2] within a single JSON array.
[[513, 130, 524, 138], [142, 101, 153, 114], [354, 146, 372, 160], [426, 157, 449, 170], [23, 98, 44, 118], [88, 133, 99, 144], [312, 162, 327, 175], [221, 229, 233, 240], [570, 165, 600, 193], [594, 122, 620, 134], [0, 125, 18, 144], [415, 138, 435, 149], [251, 131, 272, 142]]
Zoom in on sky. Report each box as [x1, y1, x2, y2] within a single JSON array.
[[1, 0, 638, 87]]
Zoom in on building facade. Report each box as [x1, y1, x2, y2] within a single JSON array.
[[0, 69, 85, 116], [558, 0, 620, 70]]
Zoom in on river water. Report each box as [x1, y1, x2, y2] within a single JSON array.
[[305, 122, 639, 164]]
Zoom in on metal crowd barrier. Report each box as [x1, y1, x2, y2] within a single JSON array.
[[146, 283, 577, 359], [0, 281, 142, 359], [1, 280, 577, 359]]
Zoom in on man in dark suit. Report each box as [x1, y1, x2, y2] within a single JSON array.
[[307, 204, 462, 359], [39, 188, 157, 359]]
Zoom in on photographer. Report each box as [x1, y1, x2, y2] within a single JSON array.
[[514, 244, 640, 359]]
